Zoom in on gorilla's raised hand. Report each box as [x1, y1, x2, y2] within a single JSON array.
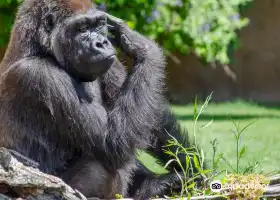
[[106, 14, 161, 61]]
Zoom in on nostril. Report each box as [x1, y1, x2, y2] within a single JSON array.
[[103, 40, 109, 46], [96, 42, 103, 49]]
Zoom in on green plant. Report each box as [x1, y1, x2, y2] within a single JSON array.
[[162, 93, 214, 197], [162, 94, 271, 198], [209, 138, 224, 176], [162, 133, 209, 197], [218, 119, 259, 175], [232, 119, 256, 174], [206, 118, 263, 181]]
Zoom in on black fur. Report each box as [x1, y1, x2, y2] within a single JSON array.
[[0, 0, 201, 199]]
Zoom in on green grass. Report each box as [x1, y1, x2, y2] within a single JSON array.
[[139, 100, 280, 175]]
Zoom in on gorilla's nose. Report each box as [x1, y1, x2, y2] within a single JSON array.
[[92, 36, 110, 52]]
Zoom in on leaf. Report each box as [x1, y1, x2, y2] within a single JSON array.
[[239, 146, 246, 159], [193, 154, 201, 171], [222, 157, 237, 173], [163, 159, 176, 169], [163, 150, 176, 157], [193, 95, 198, 121], [199, 169, 212, 174], [201, 119, 213, 129], [204, 188, 212, 195], [185, 155, 190, 172], [240, 119, 257, 134], [186, 182, 196, 189], [201, 148, 204, 164]]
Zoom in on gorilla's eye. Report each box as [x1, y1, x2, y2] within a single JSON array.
[[78, 25, 88, 33], [44, 13, 54, 33]]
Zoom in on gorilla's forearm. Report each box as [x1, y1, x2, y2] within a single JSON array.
[[101, 59, 127, 104], [102, 18, 167, 150]]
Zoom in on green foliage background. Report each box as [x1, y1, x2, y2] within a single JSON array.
[[0, 0, 253, 64]]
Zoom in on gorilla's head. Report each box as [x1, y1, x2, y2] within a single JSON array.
[[50, 10, 116, 81], [19, 0, 116, 81]]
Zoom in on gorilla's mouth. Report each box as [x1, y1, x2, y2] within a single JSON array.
[[97, 54, 116, 66], [104, 54, 117, 61], [89, 54, 116, 74], [90, 53, 116, 64]]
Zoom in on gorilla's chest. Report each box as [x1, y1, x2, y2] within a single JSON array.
[[76, 81, 108, 123], [75, 81, 103, 104]]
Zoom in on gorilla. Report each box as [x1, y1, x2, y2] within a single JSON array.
[[0, 0, 201, 199]]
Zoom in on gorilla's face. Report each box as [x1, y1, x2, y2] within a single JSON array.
[[50, 10, 116, 81]]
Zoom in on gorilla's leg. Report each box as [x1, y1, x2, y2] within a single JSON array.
[[60, 158, 135, 199], [129, 161, 182, 200]]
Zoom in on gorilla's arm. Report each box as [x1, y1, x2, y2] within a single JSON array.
[[104, 14, 166, 146], [102, 15, 195, 169], [101, 59, 127, 105], [102, 65, 193, 171]]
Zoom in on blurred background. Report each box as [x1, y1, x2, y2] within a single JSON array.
[[1, 0, 280, 175]]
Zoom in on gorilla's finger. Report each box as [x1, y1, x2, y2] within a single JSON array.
[[107, 24, 122, 47], [105, 13, 126, 29]]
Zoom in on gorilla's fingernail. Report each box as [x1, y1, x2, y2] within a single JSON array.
[[107, 25, 116, 29]]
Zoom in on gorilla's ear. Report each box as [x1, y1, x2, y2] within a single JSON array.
[[44, 13, 55, 33]]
